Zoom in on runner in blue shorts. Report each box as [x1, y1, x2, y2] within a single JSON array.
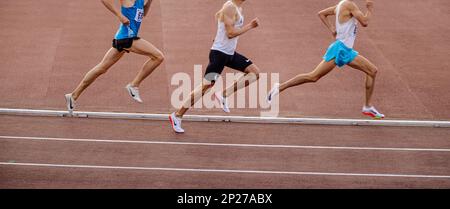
[[65, 0, 164, 114], [267, 0, 385, 119]]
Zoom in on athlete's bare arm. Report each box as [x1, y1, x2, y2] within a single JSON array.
[[318, 5, 337, 37], [349, 0, 373, 27], [144, 0, 152, 17], [222, 4, 259, 39], [101, 0, 130, 25]]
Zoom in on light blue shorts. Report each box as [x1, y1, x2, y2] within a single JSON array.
[[323, 40, 359, 67]]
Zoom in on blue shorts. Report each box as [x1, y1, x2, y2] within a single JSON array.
[[323, 40, 359, 67]]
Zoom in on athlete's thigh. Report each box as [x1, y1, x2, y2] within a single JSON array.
[[128, 38, 163, 58], [100, 48, 126, 68], [226, 52, 253, 73], [204, 50, 229, 83], [348, 55, 377, 75], [309, 59, 337, 78]]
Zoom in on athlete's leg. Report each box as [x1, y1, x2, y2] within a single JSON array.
[[71, 48, 125, 100], [173, 49, 226, 120], [176, 80, 214, 118], [222, 64, 260, 97], [278, 59, 336, 93], [128, 38, 165, 87], [347, 55, 378, 107]]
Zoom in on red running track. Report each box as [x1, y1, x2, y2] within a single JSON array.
[[0, 0, 449, 188]]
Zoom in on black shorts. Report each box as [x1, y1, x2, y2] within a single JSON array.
[[112, 37, 140, 53], [204, 50, 253, 82]]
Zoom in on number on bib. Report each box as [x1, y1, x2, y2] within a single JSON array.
[[135, 9, 144, 22]]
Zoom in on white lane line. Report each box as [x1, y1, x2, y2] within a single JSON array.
[[1, 135, 450, 152], [1, 162, 449, 179], [1, 108, 450, 127]]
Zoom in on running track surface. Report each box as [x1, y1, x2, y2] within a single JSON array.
[[1, 115, 450, 188], [0, 0, 449, 188]]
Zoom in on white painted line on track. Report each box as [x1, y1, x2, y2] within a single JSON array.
[[1, 135, 449, 152], [0, 108, 449, 128], [1, 162, 449, 179]]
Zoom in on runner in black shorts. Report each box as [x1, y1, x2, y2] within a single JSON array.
[[169, 0, 261, 133]]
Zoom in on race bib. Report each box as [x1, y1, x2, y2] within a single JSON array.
[[135, 9, 144, 22]]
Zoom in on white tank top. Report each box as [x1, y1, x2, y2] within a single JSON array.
[[335, 0, 358, 48], [211, 1, 244, 55]]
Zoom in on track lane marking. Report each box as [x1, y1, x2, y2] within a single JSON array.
[[1, 108, 449, 127], [1, 135, 450, 152], [1, 162, 449, 179]]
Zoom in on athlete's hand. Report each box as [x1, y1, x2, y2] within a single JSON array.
[[250, 18, 260, 29], [118, 15, 130, 25], [366, 0, 374, 11]]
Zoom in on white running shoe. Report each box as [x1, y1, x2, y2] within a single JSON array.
[[169, 112, 185, 133], [64, 94, 75, 114], [214, 92, 230, 113], [126, 84, 143, 103], [362, 106, 385, 119], [267, 83, 280, 104]]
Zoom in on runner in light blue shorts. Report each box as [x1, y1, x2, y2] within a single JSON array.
[[268, 0, 385, 119]]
